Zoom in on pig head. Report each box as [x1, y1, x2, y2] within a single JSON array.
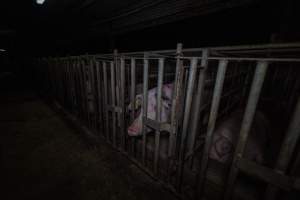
[[209, 110, 269, 164], [128, 83, 173, 136]]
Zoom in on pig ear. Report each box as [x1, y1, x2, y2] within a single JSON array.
[[128, 94, 143, 111]]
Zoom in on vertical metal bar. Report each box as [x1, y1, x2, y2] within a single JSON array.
[[81, 58, 90, 125], [187, 49, 209, 160], [120, 57, 126, 150], [168, 43, 183, 181], [102, 61, 110, 141], [89, 58, 97, 130], [265, 95, 300, 200], [196, 59, 228, 197], [154, 58, 164, 174], [110, 61, 117, 147], [96, 61, 104, 135], [114, 50, 121, 128], [130, 58, 136, 156], [142, 53, 149, 165], [177, 57, 198, 190], [224, 61, 269, 200]]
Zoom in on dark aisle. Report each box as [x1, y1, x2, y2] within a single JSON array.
[[0, 73, 175, 200]]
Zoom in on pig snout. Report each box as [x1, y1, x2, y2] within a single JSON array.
[[128, 117, 143, 136]]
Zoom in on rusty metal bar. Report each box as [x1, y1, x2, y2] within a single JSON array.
[[110, 61, 117, 147], [177, 57, 198, 190], [197, 59, 228, 197], [154, 58, 164, 174], [142, 53, 149, 165], [224, 61, 269, 200], [265, 95, 300, 200]]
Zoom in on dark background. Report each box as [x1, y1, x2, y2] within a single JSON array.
[[0, 0, 299, 57]]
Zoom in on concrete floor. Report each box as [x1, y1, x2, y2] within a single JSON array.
[[0, 74, 175, 200]]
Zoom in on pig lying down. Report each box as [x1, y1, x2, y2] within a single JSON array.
[[127, 83, 173, 136], [127, 83, 269, 165]]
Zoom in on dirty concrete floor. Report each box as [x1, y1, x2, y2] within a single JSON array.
[[0, 74, 176, 200]]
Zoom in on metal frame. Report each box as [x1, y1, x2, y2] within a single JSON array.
[[35, 43, 300, 200]]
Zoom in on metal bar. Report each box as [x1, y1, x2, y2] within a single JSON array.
[[168, 43, 183, 181], [142, 54, 149, 165], [93, 43, 300, 57], [224, 61, 269, 200], [143, 117, 171, 132], [120, 57, 126, 150], [177, 57, 198, 190], [110, 61, 117, 147], [96, 61, 104, 134], [265, 95, 300, 200], [207, 57, 300, 62], [130, 58, 136, 156], [130, 58, 136, 122], [102, 61, 110, 141], [237, 157, 292, 191], [187, 49, 209, 161], [197, 59, 228, 197], [154, 58, 164, 174], [89, 58, 97, 130]]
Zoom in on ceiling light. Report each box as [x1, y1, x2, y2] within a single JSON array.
[[36, 0, 46, 5], [0, 49, 6, 52]]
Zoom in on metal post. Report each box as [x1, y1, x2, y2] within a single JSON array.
[[177, 57, 198, 190], [187, 49, 209, 161], [197, 59, 228, 198], [120, 57, 126, 150], [102, 61, 110, 141], [224, 61, 269, 200], [142, 53, 149, 165], [130, 58, 136, 156], [154, 58, 164, 174], [96, 61, 104, 135], [168, 43, 183, 181], [110, 61, 117, 147]]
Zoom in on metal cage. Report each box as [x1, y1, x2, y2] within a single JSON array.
[[35, 43, 300, 200]]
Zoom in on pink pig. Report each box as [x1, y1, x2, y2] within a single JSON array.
[[128, 83, 173, 136], [209, 110, 269, 164]]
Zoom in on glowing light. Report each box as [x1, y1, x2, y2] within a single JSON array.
[[36, 0, 46, 5], [0, 49, 6, 52]]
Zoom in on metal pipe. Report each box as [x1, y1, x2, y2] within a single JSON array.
[[154, 58, 164, 174], [187, 49, 209, 162], [102, 61, 110, 141], [130, 58, 136, 156], [120, 57, 126, 150], [197, 59, 228, 198], [110, 61, 117, 147], [168, 43, 183, 181], [142, 54, 149, 165], [177, 57, 198, 190], [224, 61, 269, 200]]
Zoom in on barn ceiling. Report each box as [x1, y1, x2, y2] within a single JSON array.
[[1, 0, 284, 55]]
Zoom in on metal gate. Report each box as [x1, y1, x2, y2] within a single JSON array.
[[35, 43, 300, 200]]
